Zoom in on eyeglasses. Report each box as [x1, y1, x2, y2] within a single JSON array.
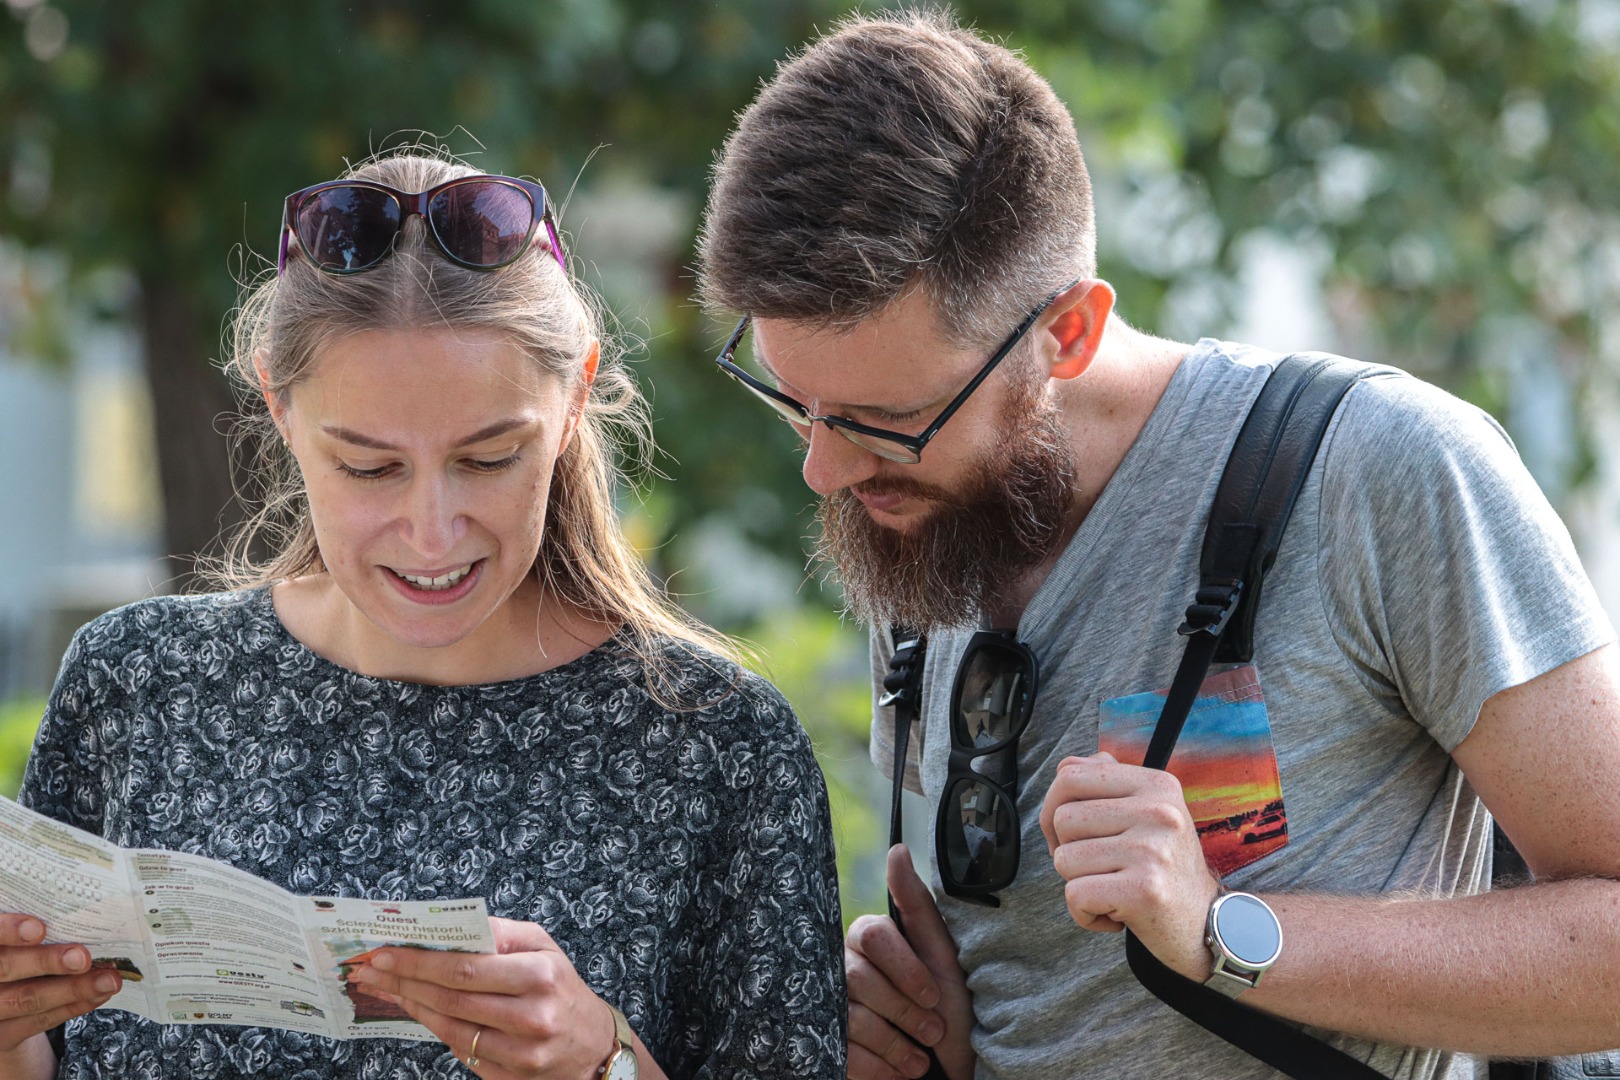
[[936, 630, 1039, 905], [277, 174, 566, 276], [713, 281, 1077, 464]]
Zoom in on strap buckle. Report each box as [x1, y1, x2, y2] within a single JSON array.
[[1178, 581, 1243, 638], [878, 635, 925, 708]]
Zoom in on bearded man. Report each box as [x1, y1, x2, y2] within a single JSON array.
[[696, 10, 1620, 1080]]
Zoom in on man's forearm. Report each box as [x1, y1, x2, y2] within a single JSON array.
[[1239, 878, 1620, 1056]]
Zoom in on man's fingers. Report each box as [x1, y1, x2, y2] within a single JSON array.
[[847, 915, 939, 1015], [1041, 754, 1169, 854], [848, 1036, 927, 1080], [1051, 837, 1130, 884], [885, 844, 960, 981], [850, 1000, 936, 1076], [845, 944, 942, 1046], [1062, 873, 1132, 933]]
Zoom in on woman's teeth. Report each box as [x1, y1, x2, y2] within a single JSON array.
[[398, 565, 473, 591]]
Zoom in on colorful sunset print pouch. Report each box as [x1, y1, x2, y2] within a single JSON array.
[[1098, 664, 1288, 875]]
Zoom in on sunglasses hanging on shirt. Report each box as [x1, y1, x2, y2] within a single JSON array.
[[936, 630, 1039, 905], [277, 174, 566, 276]]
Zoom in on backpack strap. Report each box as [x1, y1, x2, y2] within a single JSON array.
[[881, 624, 927, 856], [1129, 355, 1387, 1079], [879, 624, 951, 1080]]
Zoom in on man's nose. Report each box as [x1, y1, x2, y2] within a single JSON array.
[[800, 422, 881, 497]]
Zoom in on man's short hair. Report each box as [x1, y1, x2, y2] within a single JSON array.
[[697, 8, 1095, 348]]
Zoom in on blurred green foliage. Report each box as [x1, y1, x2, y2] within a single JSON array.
[[0, 698, 45, 800], [742, 608, 887, 928], [5, 0, 1618, 561], [3, 0, 1619, 923]]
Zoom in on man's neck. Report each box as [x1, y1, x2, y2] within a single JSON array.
[[985, 319, 1189, 631]]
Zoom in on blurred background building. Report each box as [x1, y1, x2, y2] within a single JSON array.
[[3, 0, 1620, 922]]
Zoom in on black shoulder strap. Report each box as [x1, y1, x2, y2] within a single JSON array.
[[881, 624, 927, 854], [880, 624, 952, 1080], [1129, 355, 1386, 1079], [1142, 354, 1378, 772]]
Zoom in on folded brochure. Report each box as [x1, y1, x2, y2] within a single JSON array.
[[0, 794, 495, 1040]]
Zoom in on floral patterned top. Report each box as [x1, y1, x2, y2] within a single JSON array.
[[20, 589, 846, 1079]]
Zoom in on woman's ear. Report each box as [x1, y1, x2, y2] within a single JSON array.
[[1045, 279, 1117, 381], [253, 350, 291, 442], [559, 342, 600, 453]]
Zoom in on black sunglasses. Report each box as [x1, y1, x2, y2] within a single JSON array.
[[278, 174, 565, 276], [714, 281, 1078, 464], [934, 630, 1039, 905]]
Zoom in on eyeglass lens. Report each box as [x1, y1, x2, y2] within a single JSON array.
[[296, 187, 402, 272], [953, 644, 1032, 748], [941, 776, 1019, 888], [427, 182, 536, 267], [724, 335, 924, 463]]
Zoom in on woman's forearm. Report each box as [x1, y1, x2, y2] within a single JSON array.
[[0, 1032, 58, 1080]]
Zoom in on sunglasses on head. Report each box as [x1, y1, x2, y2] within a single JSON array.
[[277, 174, 566, 276]]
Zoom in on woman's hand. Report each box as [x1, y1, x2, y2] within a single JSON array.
[[0, 913, 122, 1052], [348, 917, 641, 1079]]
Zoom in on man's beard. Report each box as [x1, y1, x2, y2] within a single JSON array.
[[814, 379, 1077, 633]]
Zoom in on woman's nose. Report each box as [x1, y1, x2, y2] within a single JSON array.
[[399, 473, 466, 558]]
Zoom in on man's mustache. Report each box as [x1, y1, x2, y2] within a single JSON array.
[[845, 478, 967, 508]]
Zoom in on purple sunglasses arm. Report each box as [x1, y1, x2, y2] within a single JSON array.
[[277, 218, 290, 275], [544, 216, 566, 271]]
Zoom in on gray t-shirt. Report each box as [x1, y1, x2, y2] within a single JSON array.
[[870, 340, 1614, 1080]]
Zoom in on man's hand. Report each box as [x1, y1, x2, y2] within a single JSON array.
[[1039, 752, 1221, 979], [844, 845, 974, 1080]]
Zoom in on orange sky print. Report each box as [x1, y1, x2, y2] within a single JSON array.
[[1098, 664, 1288, 875]]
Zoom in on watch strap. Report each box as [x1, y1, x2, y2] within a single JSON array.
[[1204, 961, 1261, 998], [608, 1002, 632, 1049], [596, 1003, 636, 1078]]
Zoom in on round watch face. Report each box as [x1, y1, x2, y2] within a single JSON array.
[[1213, 892, 1282, 968], [605, 1049, 638, 1080]]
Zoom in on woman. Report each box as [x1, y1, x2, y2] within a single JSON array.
[[1, 151, 846, 1079]]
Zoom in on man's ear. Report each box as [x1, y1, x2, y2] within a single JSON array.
[[1044, 279, 1116, 381], [253, 351, 290, 438]]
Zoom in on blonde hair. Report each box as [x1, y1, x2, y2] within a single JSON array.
[[217, 149, 744, 690]]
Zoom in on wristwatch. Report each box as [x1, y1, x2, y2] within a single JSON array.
[[1203, 890, 1283, 998], [598, 1002, 639, 1080]]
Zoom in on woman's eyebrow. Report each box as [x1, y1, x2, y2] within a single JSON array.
[[320, 417, 535, 451]]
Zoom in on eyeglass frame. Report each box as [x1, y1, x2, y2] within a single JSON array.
[[713, 279, 1080, 464], [277, 174, 566, 276], [933, 629, 1040, 906]]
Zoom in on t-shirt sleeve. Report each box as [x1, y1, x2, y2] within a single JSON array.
[[1316, 374, 1615, 752], [18, 618, 120, 833], [687, 681, 847, 1078]]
